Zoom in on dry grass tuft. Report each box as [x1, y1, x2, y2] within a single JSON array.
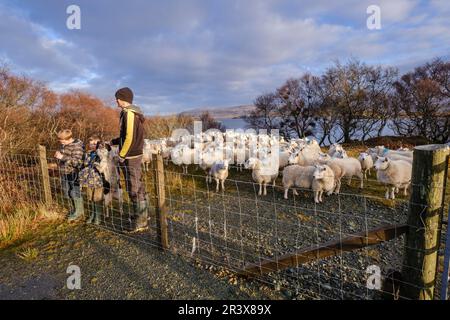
[[16, 246, 39, 261]]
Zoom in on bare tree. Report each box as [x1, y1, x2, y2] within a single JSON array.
[[199, 111, 225, 132], [391, 58, 450, 143], [322, 59, 396, 143], [245, 92, 281, 132]]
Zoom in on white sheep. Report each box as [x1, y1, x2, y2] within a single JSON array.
[[367, 146, 413, 161], [375, 157, 412, 199], [312, 164, 335, 203], [386, 153, 413, 164], [333, 149, 348, 159], [358, 152, 374, 180], [317, 160, 344, 194], [171, 144, 195, 174], [328, 143, 345, 158], [320, 157, 364, 189], [288, 146, 319, 166], [278, 150, 291, 170], [244, 157, 278, 196], [281, 165, 315, 200], [209, 160, 229, 192]]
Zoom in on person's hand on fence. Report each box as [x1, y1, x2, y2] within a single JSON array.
[[54, 151, 63, 160], [118, 156, 125, 164]]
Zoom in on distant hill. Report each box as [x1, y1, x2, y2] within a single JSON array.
[[179, 105, 255, 119]]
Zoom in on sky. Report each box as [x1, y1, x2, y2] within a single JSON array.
[[1, 0, 449, 115]]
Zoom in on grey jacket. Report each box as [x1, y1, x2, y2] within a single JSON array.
[[59, 139, 84, 174]]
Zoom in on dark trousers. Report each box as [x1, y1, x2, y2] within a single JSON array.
[[61, 172, 81, 210], [62, 172, 81, 200], [119, 156, 145, 202]]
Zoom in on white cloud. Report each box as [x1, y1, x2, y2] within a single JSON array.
[[0, 0, 449, 114]]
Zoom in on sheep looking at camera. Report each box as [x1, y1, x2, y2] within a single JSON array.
[[209, 160, 229, 192], [312, 165, 335, 203], [245, 157, 278, 196], [358, 152, 374, 180]]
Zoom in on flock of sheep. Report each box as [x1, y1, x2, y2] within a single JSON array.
[[141, 131, 414, 203]]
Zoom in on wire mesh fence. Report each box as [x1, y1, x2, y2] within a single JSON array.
[[0, 146, 449, 300]]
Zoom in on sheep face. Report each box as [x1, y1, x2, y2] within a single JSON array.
[[318, 153, 331, 161], [244, 158, 258, 170], [374, 156, 390, 170], [313, 165, 328, 180], [288, 152, 298, 164], [358, 152, 369, 161]]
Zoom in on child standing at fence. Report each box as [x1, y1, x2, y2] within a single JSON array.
[[79, 135, 104, 225], [54, 129, 85, 222]]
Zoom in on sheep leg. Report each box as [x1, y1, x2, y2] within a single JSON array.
[[284, 188, 289, 199], [293, 188, 299, 196], [263, 183, 267, 196], [385, 187, 390, 199], [403, 185, 408, 196], [334, 179, 341, 194], [319, 191, 323, 203], [358, 172, 364, 189], [221, 179, 225, 191], [215, 178, 219, 192], [347, 176, 352, 186], [258, 184, 262, 196], [390, 187, 396, 199], [314, 191, 319, 204]]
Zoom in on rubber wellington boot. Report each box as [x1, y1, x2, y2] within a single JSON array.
[[93, 202, 102, 225], [68, 198, 84, 222]]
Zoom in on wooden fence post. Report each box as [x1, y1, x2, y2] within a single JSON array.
[[152, 153, 169, 250], [37, 144, 52, 205], [401, 144, 450, 300]]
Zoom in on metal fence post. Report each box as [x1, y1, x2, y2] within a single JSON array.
[[37, 144, 52, 205], [152, 153, 169, 249], [401, 144, 450, 300]]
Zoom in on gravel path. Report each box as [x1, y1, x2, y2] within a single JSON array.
[[0, 223, 283, 300]]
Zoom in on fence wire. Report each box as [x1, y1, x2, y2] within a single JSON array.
[[0, 150, 449, 300]]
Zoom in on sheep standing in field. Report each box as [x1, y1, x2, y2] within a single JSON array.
[[209, 160, 229, 192], [386, 153, 413, 164], [320, 160, 344, 194], [288, 145, 320, 166], [312, 165, 335, 203], [170, 144, 195, 174], [281, 165, 315, 200], [358, 152, 374, 180], [319, 157, 364, 189], [244, 157, 278, 196], [375, 157, 412, 199], [367, 146, 413, 162], [277, 150, 292, 170]]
